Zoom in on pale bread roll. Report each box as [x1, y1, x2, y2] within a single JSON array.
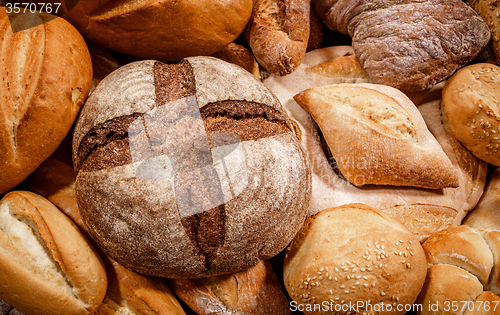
[[423, 225, 493, 286], [463, 167, 500, 230], [283, 204, 427, 315], [417, 226, 500, 315], [463, 291, 500, 315], [264, 46, 487, 242], [442, 63, 500, 166], [25, 157, 187, 315], [294, 83, 459, 189], [416, 264, 484, 315], [0, 191, 107, 315]]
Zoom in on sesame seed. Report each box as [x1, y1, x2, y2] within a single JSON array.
[[345, 290, 350, 294], [364, 284, 369, 288], [320, 268, 324, 272], [381, 292, 386, 296]]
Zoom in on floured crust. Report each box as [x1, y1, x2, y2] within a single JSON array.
[[294, 83, 459, 189], [169, 260, 292, 315], [0, 10, 92, 194], [245, 0, 310, 75], [73, 57, 311, 278], [312, 0, 490, 91], [263, 46, 487, 242], [0, 191, 106, 315]]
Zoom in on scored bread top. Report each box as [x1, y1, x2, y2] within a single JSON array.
[[73, 57, 290, 171], [293, 83, 459, 189]]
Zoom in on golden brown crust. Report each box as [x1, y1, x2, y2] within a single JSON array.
[[293, 83, 459, 189], [442, 63, 500, 166], [264, 47, 488, 243], [63, 0, 253, 61], [211, 43, 261, 79], [0, 10, 92, 194], [416, 264, 484, 315], [25, 158, 187, 315], [0, 191, 107, 315], [169, 260, 292, 315], [464, 168, 500, 230], [417, 226, 500, 315], [423, 226, 493, 286], [470, 0, 500, 65], [245, 0, 310, 75], [284, 204, 427, 315]]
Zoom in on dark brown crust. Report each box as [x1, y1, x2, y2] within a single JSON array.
[[77, 63, 296, 274], [312, 0, 490, 91]]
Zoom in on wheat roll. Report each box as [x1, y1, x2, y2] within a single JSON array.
[[0, 191, 107, 315], [283, 204, 427, 315], [0, 9, 92, 194], [442, 63, 500, 166], [62, 0, 252, 61]]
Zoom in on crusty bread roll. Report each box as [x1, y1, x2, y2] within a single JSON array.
[[264, 46, 488, 242], [284, 204, 427, 315], [94, 260, 186, 315], [169, 260, 292, 315], [470, 0, 500, 65], [211, 43, 261, 79], [0, 191, 107, 315], [62, 0, 252, 61], [26, 157, 187, 315], [463, 167, 500, 230], [72, 57, 311, 279], [294, 83, 459, 189], [417, 225, 500, 315], [0, 9, 92, 194], [244, 0, 310, 76], [442, 63, 500, 166], [312, 0, 490, 91]]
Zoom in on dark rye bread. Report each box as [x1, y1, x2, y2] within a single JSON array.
[[73, 57, 311, 279]]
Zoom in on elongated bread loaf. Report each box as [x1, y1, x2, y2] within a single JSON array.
[[0, 191, 107, 315]]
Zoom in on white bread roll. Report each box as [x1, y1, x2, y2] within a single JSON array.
[[463, 167, 500, 230], [0, 191, 107, 315], [283, 203, 427, 315], [264, 46, 487, 242], [417, 225, 500, 315]]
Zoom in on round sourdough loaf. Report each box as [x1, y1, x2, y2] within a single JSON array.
[[72, 56, 311, 279], [0, 191, 107, 315], [0, 9, 92, 194], [62, 0, 252, 61]]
